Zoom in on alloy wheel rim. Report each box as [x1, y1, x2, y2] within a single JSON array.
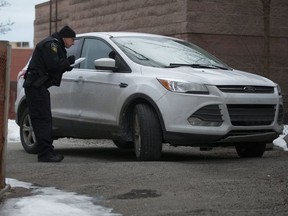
[[22, 115, 36, 147]]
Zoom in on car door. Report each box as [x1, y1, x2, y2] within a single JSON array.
[[69, 37, 132, 138], [49, 38, 82, 136]]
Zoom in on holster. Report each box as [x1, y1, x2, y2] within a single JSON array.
[[23, 71, 36, 88], [33, 75, 49, 88], [23, 70, 49, 88]]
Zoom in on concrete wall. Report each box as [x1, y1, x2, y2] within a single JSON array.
[[34, 0, 288, 109]]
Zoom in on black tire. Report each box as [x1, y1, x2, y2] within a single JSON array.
[[133, 104, 162, 161], [235, 143, 266, 158], [113, 140, 134, 149], [19, 108, 38, 154]]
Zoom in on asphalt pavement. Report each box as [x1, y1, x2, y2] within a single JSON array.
[[2, 138, 288, 216]]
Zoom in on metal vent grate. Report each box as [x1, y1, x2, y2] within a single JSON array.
[[191, 105, 223, 122], [227, 104, 275, 126]]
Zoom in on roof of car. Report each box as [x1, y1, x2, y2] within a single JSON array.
[[76, 32, 172, 39]]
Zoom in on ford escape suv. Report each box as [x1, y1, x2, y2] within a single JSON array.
[[15, 32, 284, 160]]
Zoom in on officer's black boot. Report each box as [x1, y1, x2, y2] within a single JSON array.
[[38, 151, 64, 162]]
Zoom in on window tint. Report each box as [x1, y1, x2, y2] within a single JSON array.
[[80, 38, 113, 69]]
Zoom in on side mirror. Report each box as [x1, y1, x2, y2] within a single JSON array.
[[94, 58, 117, 71]]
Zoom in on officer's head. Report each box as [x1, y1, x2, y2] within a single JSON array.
[[59, 25, 76, 48]]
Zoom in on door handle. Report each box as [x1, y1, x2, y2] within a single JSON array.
[[75, 76, 84, 83], [119, 83, 128, 88]]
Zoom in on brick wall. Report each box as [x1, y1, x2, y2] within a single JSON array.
[[34, 0, 288, 109], [35, 0, 188, 41]]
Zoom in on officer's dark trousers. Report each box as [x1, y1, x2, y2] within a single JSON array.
[[24, 85, 54, 157]]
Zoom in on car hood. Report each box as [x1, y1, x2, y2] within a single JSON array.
[[141, 66, 276, 86]]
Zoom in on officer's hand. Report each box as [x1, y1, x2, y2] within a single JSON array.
[[66, 67, 73, 72], [67, 55, 75, 64]]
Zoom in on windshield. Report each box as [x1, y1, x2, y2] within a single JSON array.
[[111, 36, 230, 69]]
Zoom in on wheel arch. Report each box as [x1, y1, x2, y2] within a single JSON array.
[[118, 93, 165, 142]]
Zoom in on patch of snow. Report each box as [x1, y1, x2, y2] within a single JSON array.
[[1, 179, 121, 216], [273, 136, 288, 151], [272, 125, 288, 151], [5, 178, 34, 189], [7, 119, 20, 143]]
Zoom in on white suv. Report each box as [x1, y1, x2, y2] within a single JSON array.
[[15, 32, 284, 160]]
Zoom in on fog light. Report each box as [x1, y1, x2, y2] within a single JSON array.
[[188, 117, 222, 127]]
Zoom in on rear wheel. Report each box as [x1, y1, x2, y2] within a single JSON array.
[[19, 108, 38, 154], [235, 143, 266, 158], [133, 104, 162, 161]]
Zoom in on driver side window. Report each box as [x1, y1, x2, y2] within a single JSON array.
[[80, 38, 113, 69]]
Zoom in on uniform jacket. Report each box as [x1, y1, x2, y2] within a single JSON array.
[[26, 32, 71, 88]]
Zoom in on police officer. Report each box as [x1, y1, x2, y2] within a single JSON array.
[[23, 25, 76, 162]]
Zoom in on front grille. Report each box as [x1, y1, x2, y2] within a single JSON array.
[[217, 85, 274, 93], [227, 104, 275, 126]]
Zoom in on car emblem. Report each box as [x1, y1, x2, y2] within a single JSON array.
[[243, 86, 256, 93]]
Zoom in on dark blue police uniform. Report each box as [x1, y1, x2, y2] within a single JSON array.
[[23, 26, 75, 162]]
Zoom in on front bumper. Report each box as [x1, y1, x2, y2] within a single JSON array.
[[157, 85, 283, 146]]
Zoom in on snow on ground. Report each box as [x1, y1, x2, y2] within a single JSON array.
[[1, 179, 121, 216], [7, 120, 20, 143], [273, 135, 288, 151], [273, 125, 288, 151]]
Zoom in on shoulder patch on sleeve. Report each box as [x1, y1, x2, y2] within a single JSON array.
[[51, 42, 58, 53]]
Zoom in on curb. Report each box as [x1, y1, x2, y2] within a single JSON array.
[[0, 184, 11, 200]]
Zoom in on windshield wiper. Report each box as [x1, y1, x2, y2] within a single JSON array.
[[166, 63, 229, 70], [208, 64, 230, 70], [166, 63, 214, 68], [122, 45, 150, 60]]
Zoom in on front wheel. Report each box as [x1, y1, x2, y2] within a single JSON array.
[[235, 143, 266, 158], [133, 104, 162, 161], [19, 108, 38, 154]]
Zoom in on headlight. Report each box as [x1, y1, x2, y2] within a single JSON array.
[[157, 78, 209, 94]]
